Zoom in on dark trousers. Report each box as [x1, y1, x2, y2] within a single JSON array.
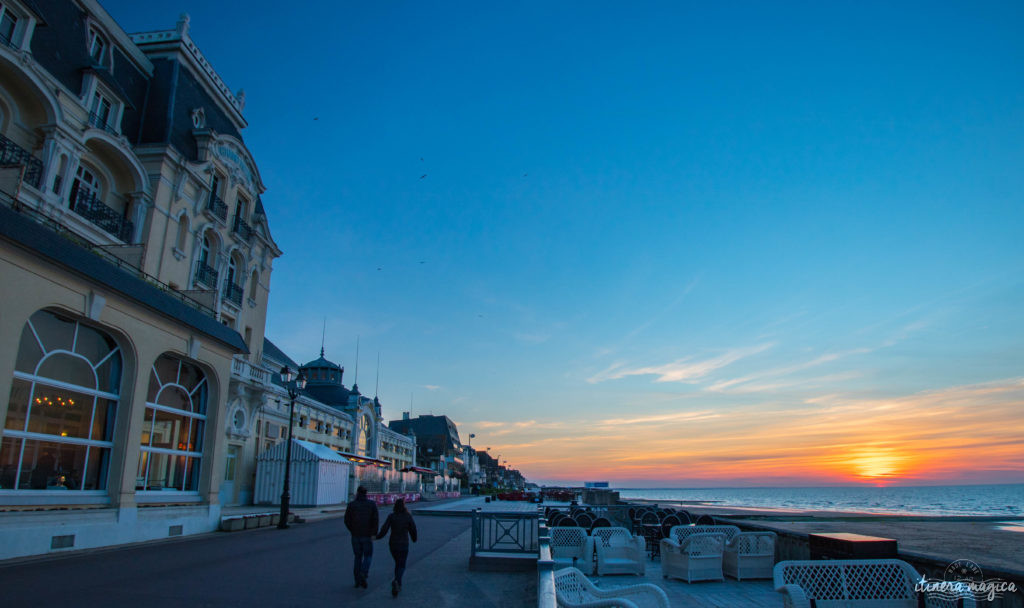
[[351, 536, 373, 582], [389, 545, 409, 584]]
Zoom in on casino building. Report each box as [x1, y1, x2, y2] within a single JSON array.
[[0, 0, 416, 560]]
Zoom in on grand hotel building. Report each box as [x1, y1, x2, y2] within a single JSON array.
[[0, 0, 414, 560]]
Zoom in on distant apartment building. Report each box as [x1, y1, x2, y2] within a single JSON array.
[[388, 413, 465, 477]]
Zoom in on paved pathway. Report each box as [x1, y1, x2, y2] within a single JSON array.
[[0, 508, 535, 608]]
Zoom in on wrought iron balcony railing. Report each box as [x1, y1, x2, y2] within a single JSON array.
[[194, 263, 218, 288], [232, 216, 253, 242], [206, 193, 227, 221], [68, 187, 134, 242], [87, 112, 118, 136], [222, 281, 243, 307], [0, 133, 44, 189]]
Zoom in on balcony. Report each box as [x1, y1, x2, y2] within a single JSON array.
[[69, 187, 134, 242], [222, 281, 243, 307], [231, 356, 270, 386], [0, 133, 44, 189], [194, 263, 218, 288], [0, 31, 15, 49], [87, 112, 118, 136], [206, 193, 227, 222], [231, 216, 253, 242]]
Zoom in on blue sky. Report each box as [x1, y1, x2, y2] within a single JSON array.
[[104, 1, 1024, 485]]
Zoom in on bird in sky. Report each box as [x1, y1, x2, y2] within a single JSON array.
[[420, 174, 427, 179]]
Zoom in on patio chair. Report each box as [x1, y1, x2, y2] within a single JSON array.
[[773, 559, 977, 608], [576, 512, 596, 529], [660, 514, 683, 539], [723, 531, 776, 580], [589, 517, 612, 532], [667, 524, 741, 545], [661, 532, 726, 583], [591, 527, 646, 576], [550, 526, 594, 574], [694, 514, 715, 525], [554, 567, 669, 608]]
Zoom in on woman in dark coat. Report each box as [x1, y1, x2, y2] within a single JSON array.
[[376, 498, 418, 596]]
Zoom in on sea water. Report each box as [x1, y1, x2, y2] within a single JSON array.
[[617, 484, 1024, 517]]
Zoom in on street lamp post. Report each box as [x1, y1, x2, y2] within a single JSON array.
[[277, 365, 307, 530]]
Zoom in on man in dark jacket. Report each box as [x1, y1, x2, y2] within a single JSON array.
[[344, 486, 379, 588]]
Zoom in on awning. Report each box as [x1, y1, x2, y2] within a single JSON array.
[[335, 450, 391, 467], [402, 466, 440, 476]]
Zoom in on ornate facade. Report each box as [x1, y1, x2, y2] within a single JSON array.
[[0, 0, 278, 559]]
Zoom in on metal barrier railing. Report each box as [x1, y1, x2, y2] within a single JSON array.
[[537, 506, 557, 608], [471, 509, 538, 557]]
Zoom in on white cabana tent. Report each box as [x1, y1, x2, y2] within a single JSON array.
[[254, 439, 351, 506]]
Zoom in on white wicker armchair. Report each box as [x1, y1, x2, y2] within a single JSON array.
[[554, 567, 669, 608], [773, 559, 977, 608], [723, 531, 776, 580], [550, 526, 595, 574], [590, 527, 646, 576], [666, 524, 741, 545], [660, 532, 726, 583]]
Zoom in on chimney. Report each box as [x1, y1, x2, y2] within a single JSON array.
[[402, 411, 410, 421]]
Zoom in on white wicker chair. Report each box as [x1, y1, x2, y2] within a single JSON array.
[[660, 532, 726, 583], [554, 567, 669, 608], [666, 524, 741, 545], [590, 527, 646, 576], [550, 526, 594, 574], [774, 559, 977, 608], [723, 531, 776, 580]]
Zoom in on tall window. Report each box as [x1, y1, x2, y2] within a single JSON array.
[[357, 414, 372, 456], [69, 164, 99, 204], [1, 310, 121, 491], [198, 234, 211, 266], [89, 92, 113, 130], [226, 255, 238, 286], [0, 4, 18, 47], [136, 354, 207, 492]]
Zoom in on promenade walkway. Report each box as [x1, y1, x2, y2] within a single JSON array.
[[0, 509, 534, 608]]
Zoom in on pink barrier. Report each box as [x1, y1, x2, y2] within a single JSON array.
[[367, 492, 421, 505]]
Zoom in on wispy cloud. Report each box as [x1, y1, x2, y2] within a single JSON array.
[[599, 410, 721, 426], [707, 348, 870, 393], [423, 385, 441, 391], [587, 343, 772, 384]]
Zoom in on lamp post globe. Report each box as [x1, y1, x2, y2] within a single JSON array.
[[277, 366, 306, 530]]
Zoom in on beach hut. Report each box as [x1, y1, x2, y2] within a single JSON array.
[[254, 439, 351, 506]]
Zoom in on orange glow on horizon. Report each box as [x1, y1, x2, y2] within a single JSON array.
[[467, 378, 1024, 486]]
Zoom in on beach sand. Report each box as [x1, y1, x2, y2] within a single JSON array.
[[632, 499, 1024, 573]]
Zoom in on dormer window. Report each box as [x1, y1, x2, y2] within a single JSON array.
[[0, 5, 19, 47], [88, 27, 106, 64]]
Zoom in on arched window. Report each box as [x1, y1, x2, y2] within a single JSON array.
[[249, 269, 259, 299], [198, 234, 212, 266], [69, 164, 102, 208], [136, 354, 208, 492], [1, 310, 121, 491], [175, 214, 190, 252], [357, 414, 372, 456], [226, 254, 239, 286]]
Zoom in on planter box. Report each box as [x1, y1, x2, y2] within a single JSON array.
[[243, 516, 259, 529], [257, 515, 271, 528], [270, 514, 280, 526], [221, 517, 244, 532]]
